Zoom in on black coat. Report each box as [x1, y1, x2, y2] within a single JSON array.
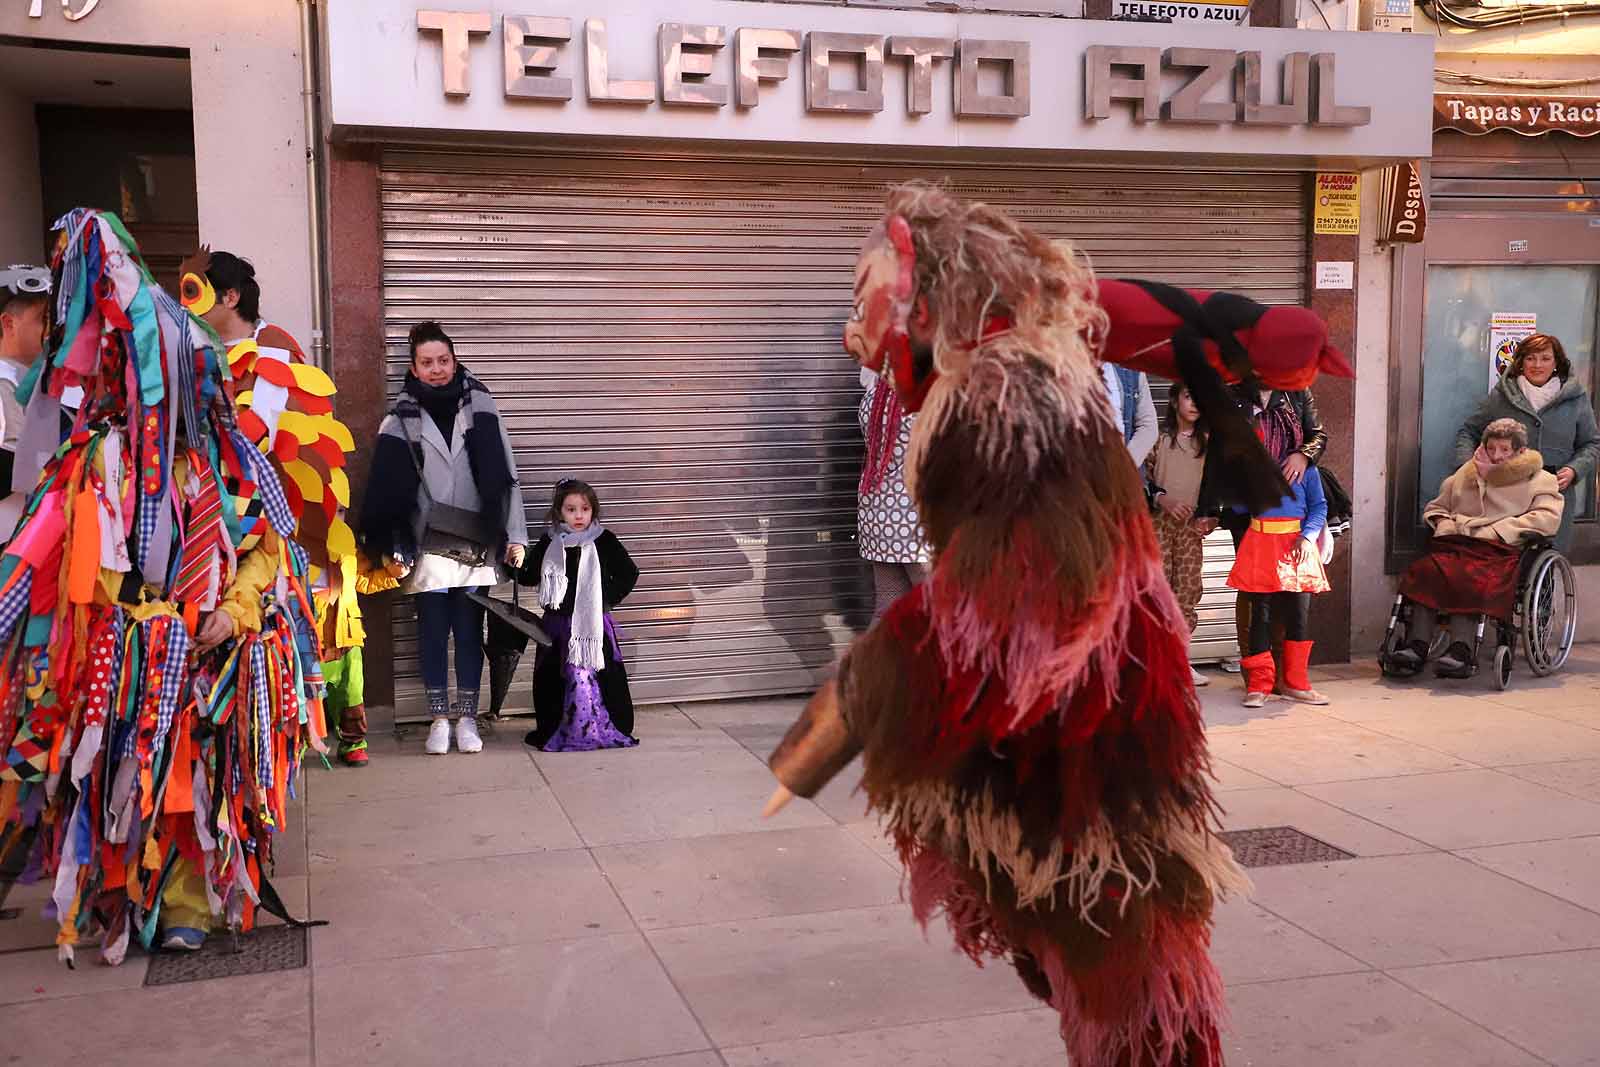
[[1197, 387, 1328, 520], [516, 530, 640, 743]]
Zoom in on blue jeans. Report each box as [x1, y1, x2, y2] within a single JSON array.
[[415, 586, 486, 692]]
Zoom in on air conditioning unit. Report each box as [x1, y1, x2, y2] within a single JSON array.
[[1360, 0, 1414, 31]]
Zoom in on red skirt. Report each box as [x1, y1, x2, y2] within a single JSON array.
[[1399, 535, 1522, 620], [1228, 528, 1330, 594]]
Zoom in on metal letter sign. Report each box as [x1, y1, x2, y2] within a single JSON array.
[[504, 15, 573, 101], [1237, 51, 1310, 126], [1310, 53, 1370, 127], [418, 10, 491, 97], [402, 9, 1380, 135], [888, 37, 955, 116], [660, 23, 729, 107], [1084, 46, 1161, 122], [29, 0, 100, 18], [586, 18, 654, 104], [805, 33, 885, 114], [1161, 48, 1236, 124], [736, 29, 801, 108], [956, 40, 1030, 118], [1084, 47, 1368, 129]]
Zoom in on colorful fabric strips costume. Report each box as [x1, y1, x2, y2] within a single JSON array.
[[177, 248, 374, 763], [766, 185, 1352, 1066], [0, 209, 328, 966]]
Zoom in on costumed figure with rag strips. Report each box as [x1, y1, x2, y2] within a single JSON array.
[[763, 183, 1354, 1065], [0, 209, 329, 962]]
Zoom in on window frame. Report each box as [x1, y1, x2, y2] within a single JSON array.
[[1387, 169, 1600, 572]]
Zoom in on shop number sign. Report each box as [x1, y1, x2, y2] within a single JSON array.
[[1313, 172, 1361, 235], [27, 0, 99, 19]]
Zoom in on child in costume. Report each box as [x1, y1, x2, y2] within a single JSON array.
[[179, 248, 366, 765], [763, 184, 1353, 1067], [1147, 382, 1216, 688], [1227, 462, 1332, 708], [0, 209, 327, 963], [518, 479, 639, 751]]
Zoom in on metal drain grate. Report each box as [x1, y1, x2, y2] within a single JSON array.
[[1217, 826, 1355, 868], [144, 925, 307, 986]]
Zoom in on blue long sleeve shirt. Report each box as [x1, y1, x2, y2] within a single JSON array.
[[1254, 465, 1328, 541]]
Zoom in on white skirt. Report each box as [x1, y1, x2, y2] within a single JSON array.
[[402, 551, 504, 594]]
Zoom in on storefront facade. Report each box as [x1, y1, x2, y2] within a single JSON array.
[[320, 1, 1434, 713], [1362, 14, 1600, 652], [0, 0, 318, 351]]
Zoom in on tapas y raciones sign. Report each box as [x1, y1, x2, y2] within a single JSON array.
[[1435, 93, 1600, 138]]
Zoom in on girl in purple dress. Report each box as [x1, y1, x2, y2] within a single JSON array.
[[518, 479, 640, 751]]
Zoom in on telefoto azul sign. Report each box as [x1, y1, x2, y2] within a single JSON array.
[[323, 0, 1435, 161]]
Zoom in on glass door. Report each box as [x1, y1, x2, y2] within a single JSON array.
[[1419, 264, 1599, 520]]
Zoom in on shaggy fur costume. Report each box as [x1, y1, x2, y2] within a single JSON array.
[[766, 184, 1357, 1066]]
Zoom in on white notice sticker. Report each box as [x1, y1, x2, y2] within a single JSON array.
[[1314, 261, 1355, 290]]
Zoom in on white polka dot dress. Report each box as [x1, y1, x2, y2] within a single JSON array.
[[858, 376, 933, 565]]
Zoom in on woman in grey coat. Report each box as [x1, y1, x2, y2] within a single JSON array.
[[359, 321, 527, 755], [1456, 333, 1599, 551]]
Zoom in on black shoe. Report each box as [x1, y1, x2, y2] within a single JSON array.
[[1435, 641, 1475, 678], [1388, 639, 1428, 671]]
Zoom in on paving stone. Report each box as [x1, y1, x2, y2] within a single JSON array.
[[1224, 972, 1544, 1066], [314, 934, 709, 1067], [647, 905, 1036, 1047], [310, 850, 633, 968], [1303, 769, 1600, 850], [592, 826, 900, 929], [1394, 951, 1600, 1067], [1247, 852, 1600, 969]]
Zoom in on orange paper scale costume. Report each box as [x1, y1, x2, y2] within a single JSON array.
[[0, 210, 336, 965], [766, 185, 1352, 1066]]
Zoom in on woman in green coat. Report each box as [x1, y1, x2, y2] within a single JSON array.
[[1457, 333, 1599, 551]]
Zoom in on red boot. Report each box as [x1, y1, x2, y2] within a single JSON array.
[[1281, 641, 1329, 705], [1240, 651, 1275, 708]]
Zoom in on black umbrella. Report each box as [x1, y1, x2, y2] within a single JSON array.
[[469, 586, 550, 719]]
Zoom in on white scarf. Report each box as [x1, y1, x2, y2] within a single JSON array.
[[1519, 374, 1562, 413], [539, 522, 606, 670]]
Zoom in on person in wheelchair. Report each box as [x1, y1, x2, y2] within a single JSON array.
[[1389, 418, 1564, 677]]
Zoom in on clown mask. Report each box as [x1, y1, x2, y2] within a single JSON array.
[[844, 216, 937, 412], [179, 247, 217, 318]]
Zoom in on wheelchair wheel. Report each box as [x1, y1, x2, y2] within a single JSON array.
[[1520, 549, 1577, 676], [1493, 645, 1513, 691]]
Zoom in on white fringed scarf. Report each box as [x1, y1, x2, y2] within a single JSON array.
[[539, 522, 606, 670]]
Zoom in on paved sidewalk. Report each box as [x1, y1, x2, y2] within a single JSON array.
[[9, 650, 1600, 1065]]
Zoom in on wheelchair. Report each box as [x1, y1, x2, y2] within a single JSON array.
[[1379, 537, 1577, 690]]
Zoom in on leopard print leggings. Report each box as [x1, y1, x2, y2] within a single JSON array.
[[1153, 510, 1206, 634]]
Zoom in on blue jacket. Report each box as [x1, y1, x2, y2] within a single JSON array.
[[1253, 465, 1328, 540], [1114, 366, 1142, 443]]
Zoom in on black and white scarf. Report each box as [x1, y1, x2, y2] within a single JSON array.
[[357, 366, 513, 561]]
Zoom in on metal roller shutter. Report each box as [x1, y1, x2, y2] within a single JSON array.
[[377, 143, 1307, 713]]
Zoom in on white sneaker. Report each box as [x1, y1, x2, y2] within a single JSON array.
[[1190, 666, 1209, 688], [455, 716, 483, 754], [1221, 656, 1242, 674], [425, 717, 451, 755]]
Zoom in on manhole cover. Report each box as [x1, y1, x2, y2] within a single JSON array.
[[144, 925, 307, 986], [1217, 826, 1354, 868]]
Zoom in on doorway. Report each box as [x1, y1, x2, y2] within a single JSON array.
[[0, 37, 195, 284]]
